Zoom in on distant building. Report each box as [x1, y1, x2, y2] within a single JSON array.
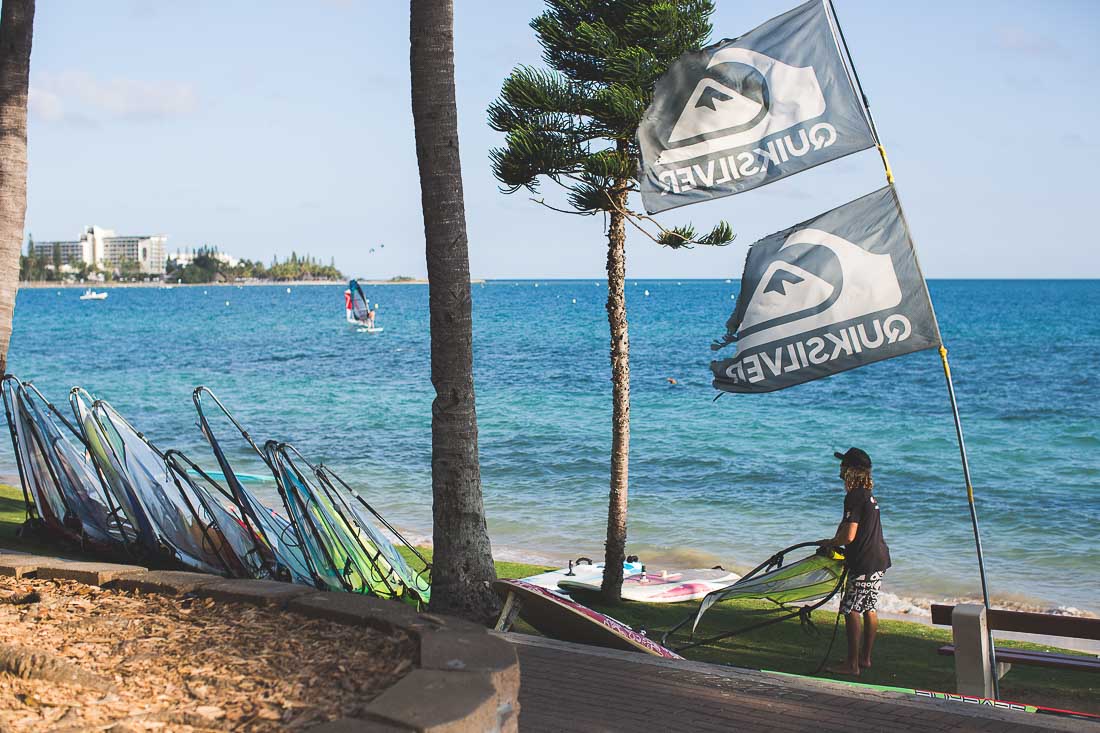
[[32, 225, 168, 275]]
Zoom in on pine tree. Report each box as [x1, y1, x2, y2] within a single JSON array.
[[489, 0, 732, 601]]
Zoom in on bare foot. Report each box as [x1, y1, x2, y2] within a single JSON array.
[[859, 659, 872, 669], [825, 663, 860, 676]]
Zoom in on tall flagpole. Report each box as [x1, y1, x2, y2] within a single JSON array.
[[938, 346, 998, 671], [826, 0, 1000, 698]]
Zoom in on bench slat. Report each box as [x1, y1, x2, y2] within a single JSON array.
[[937, 644, 1100, 672], [930, 604, 1100, 641]]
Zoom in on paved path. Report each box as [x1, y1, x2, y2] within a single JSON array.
[[500, 634, 1097, 732]]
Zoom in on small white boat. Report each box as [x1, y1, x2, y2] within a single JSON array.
[[79, 289, 108, 301]]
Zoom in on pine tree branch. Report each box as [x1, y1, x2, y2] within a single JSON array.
[[530, 198, 599, 216]]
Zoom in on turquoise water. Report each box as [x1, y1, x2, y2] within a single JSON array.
[[5, 280, 1099, 613]]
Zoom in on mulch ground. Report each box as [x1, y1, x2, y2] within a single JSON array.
[[0, 575, 416, 731]]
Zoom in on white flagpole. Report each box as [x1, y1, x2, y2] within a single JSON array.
[[825, 0, 1000, 698]]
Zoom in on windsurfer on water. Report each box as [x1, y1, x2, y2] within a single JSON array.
[[344, 288, 376, 328]]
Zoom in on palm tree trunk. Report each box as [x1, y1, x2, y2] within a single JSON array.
[[0, 0, 34, 376], [600, 185, 630, 603], [410, 0, 498, 623]]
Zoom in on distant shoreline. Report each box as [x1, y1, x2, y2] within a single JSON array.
[[16, 279, 485, 289]]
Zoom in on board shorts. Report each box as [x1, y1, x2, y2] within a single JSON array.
[[840, 570, 884, 614]]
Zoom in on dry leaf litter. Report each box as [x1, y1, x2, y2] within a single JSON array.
[[0, 575, 416, 731]]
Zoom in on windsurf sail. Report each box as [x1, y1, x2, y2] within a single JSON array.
[[70, 391, 243, 576], [264, 442, 426, 605], [1, 377, 132, 551], [192, 387, 315, 586], [663, 542, 846, 651], [347, 279, 370, 323], [70, 387, 159, 554], [163, 449, 274, 579], [314, 464, 430, 605], [3, 376, 72, 538]]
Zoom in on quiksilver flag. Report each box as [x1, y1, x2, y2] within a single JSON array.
[[637, 0, 876, 214], [711, 186, 940, 394]]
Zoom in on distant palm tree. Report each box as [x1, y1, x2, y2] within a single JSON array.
[[0, 0, 34, 375], [410, 0, 498, 622]]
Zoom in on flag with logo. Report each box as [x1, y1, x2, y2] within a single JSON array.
[[637, 0, 876, 214], [711, 186, 940, 393]]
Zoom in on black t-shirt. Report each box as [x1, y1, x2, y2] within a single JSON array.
[[842, 489, 891, 577]]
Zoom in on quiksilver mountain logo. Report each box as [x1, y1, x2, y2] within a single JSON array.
[[722, 228, 909, 387], [656, 47, 829, 171], [639, 0, 879, 214], [737, 229, 902, 351], [711, 187, 940, 393]]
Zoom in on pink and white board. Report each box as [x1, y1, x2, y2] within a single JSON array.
[[493, 578, 682, 659], [558, 568, 740, 603]]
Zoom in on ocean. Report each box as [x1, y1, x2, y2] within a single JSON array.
[[4, 280, 1099, 616]]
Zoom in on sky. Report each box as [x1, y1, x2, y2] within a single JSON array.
[[24, 1, 1100, 279]]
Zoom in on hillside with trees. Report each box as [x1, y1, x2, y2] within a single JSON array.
[[166, 248, 342, 283]]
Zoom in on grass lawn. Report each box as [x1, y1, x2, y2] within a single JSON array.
[[2, 484, 1096, 714]]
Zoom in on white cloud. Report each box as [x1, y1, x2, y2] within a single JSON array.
[[29, 71, 198, 124]]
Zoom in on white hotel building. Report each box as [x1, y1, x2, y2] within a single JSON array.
[[33, 225, 168, 275]]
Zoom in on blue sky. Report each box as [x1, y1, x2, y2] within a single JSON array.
[[25, 1, 1100, 279]]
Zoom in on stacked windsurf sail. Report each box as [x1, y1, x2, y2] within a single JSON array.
[[2, 376, 430, 608], [2, 377, 134, 553], [264, 443, 429, 605]]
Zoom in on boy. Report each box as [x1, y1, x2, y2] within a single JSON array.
[[822, 447, 891, 676]]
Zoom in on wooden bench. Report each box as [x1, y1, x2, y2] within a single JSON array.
[[931, 603, 1100, 694]]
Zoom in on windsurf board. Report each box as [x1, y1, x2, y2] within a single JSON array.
[[558, 568, 740, 603], [493, 578, 682, 659]]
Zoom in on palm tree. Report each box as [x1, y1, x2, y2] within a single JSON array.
[[0, 0, 34, 375], [489, 1, 731, 602], [410, 0, 498, 622]]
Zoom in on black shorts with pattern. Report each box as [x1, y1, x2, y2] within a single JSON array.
[[840, 570, 884, 614]]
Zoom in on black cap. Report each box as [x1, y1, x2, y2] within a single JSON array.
[[834, 447, 872, 470]]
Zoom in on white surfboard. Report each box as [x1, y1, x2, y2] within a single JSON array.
[[357, 326, 385, 334], [521, 559, 642, 595], [558, 568, 740, 603]]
